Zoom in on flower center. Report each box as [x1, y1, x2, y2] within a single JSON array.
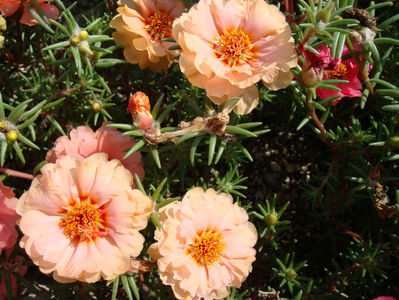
[[213, 28, 255, 67], [59, 200, 108, 243], [186, 229, 224, 266], [146, 11, 174, 40], [325, 62, 348, 80]]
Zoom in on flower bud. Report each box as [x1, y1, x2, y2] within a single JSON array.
[[78, 42, 93, 56], [348, 30, 363, 45], [70, 36, 80, 46], [359, 27, 376, 43], [0, 35, 4, 49], [316, 3, 334, 23], [6, 130, 18, 142], [0, 120, 8, 132], [128, 92, 151, 114], [265, 213, 278, 226], [92, 50, 101, 62], [91, 101, 102, 112], [286, 269, 297, 281], [0, 15, 6, 31], [302, 68, 321, 88], [128, 92, 153, 130], [78, 30, 89, 40], [134, 111, 154, 130], [388, 137, 399, 149]]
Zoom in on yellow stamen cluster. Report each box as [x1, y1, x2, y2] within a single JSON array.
[[146, 11, 174, 40], [186, 229, 225, 266], [325, 62, 348, 80], [59, 200, 107, 243], [213, 28, 255, 67]]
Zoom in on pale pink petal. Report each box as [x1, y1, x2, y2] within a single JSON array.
[[18, 155, 153, 283], [149, 187, 257, 299]]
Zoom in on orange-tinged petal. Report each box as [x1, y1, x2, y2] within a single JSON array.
[[18, 155, 153, 283], [149, 187, 257, 299]]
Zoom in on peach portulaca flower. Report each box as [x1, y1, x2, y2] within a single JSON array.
[[17, 153, 153, 283], [172, 0, 297, 115], [110, 0, 185, 72], [148, 187, 257, 300], [0, 0, 59, 26], [0, 182, 19, 253], [46, 122, 144, 187]]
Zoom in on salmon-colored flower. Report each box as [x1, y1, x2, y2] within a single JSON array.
[[110, 0, 185, 72], [172, 0, 297, 114], [0, 182, 18, 253], [148, 187, 257, 299], [0, 249, 27, 300], [315, 44, 372, 105], [46, 122, 144, 186], [0, 0, 59, 26], [17, 153, 153, 283], [128, 92, 154, 130]]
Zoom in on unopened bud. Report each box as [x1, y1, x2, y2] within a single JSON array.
[[302, 68, 322, 88], [6, 130, 18, 142], [92, 50, 101, 62], [316, 3, 334, 23], [364, 259, 374, 268], [265, 213, 278, 226], [70, 36, 80, 46], [388, 137, 399, 149], [78, 30, 89, 40], [0, 35, 4, 49], [128, 92, 153, 130], [91, 101, 102, 112], [128, 92, 151, 114], [78, 42, 93, 56], [0, 15, 6, 31], [0, 120, 8, 132], [360, 27, 376, 44], [348, 30, 363, 45], [134, 111, 154, 130], [286, 269, 297, 281]]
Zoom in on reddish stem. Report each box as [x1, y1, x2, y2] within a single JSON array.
[[0, 167, 34, 180], [305, 90, 335, 153], [106, 0, 115, 13]]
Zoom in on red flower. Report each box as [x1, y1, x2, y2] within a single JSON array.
[[299, 43, 341, 88], [0, 0, 59, 26], [373, 297, 397, 300], [300, 43, 341, 73], [315, 44, 372, 105]]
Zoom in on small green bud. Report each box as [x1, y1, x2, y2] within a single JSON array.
[[6, 130, 18, 142], [0, 120, 8, 132], [92, 50, 101, 62], [91, 101, 102, 112], [364, 259, 374, 268], [388, 137, 399, 149], [316, 3, 334, 23], [78, 30, 89, 40], [302, 68, 321, 88], [265, 213, 278, 226], [286, 269, 297, 281], [70, 36, 80, 46], [78, 42, 93, 56]]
